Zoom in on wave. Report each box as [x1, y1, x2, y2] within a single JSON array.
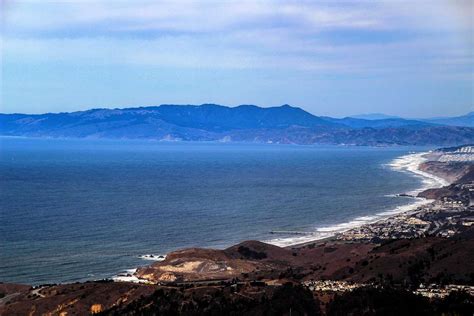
[[386, 152, 449, 195], [112, 254, 166, 283], [112, 268, 141, 283], [112, 268, 154, 284], [138, 254, 166, 261], [266, 151, 446, 247]]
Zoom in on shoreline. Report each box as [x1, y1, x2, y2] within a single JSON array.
[[119, 150, 451, 283], [265, 151, 450, 248], [5, 149, 450, 286]]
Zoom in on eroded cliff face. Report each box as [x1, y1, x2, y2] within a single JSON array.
[[418, 161, 472, 184], [417, 160, 473, 203]]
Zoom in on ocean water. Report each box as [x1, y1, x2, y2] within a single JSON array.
[[0, 138, 431, 285]]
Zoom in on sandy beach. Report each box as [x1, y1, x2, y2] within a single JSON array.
[[265, 151, 451, 248]]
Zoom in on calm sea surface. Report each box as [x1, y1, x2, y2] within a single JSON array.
[[0, 138, 428, 284]]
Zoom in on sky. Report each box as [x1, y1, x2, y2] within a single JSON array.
[[0, 0, 473, 118]]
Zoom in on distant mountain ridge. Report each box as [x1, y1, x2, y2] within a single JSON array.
[[349, 112, 474, 127], [321, 116, 435, 129], [349, 113, 401, 120], [136, 104, 343, 130], [1, 104, 473, 146], [422, 112, 474, 127]]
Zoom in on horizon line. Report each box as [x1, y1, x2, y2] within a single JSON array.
[[0, 103, 472, 120]]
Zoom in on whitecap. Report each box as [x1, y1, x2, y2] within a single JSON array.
[[112, 268, 151, 284], [138, 254, 166, 261]]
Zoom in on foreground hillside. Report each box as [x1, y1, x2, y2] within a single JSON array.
[[2, 228, 473, 315], [2, 104, 474, 146]]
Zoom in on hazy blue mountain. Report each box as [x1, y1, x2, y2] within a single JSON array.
[[1, 104, 473, 146], [348, 112, 474, 128], [349, 113, 401, 120], [422, 112, 474, 127], [143, 104, 343, 130], [320, 117, 435, 129]]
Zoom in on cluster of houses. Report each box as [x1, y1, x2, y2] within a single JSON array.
[[438, 145, 474, 162], [303, 280, 368, 293], [336, 200, 473, 242], [454, 146, 474, 154], [303, 279, 474, 300], [414, 284, 474, 299]]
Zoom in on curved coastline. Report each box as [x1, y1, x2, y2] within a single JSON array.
[[265, 151, 449, 247], [120, 150, 449, 282]]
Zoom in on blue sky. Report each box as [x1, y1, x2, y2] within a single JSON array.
[[1, 0, 473, 117]]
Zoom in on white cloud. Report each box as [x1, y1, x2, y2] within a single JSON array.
[[3, 0, 472, 37], [1, 0, 472, 78]]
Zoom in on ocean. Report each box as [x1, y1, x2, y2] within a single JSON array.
[[0, 138, 438, 285]]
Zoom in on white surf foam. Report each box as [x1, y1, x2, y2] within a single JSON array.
[[112, 268, 152, 284], [387, 152, 449, 195], [138, 254, 166, 261], [266, 151, 448, 247], [112, 255, 166, 283]]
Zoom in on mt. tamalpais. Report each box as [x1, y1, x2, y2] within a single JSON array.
[[1, 104, 473, 146]]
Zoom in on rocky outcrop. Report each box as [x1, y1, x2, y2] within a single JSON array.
[[135, 241, 294, 283]]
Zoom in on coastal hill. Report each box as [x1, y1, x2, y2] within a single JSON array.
[[1, 104, 474, 146]]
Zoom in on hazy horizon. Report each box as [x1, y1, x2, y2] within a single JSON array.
[[1, 1, 473, 117], [0, 102, 472, 120]]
